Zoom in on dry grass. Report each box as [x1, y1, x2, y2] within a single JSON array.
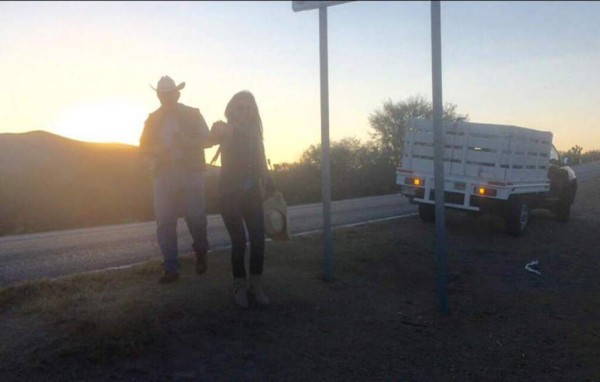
[[1, 177, 600, 381], [1, 227, 409, 380]]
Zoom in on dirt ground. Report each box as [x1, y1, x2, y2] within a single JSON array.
[[1, 177, 599, 382]]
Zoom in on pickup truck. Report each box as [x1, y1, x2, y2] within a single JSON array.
[[396, 119, 577, 236]]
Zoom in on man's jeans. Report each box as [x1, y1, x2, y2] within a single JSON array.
[[153, 166, 209, 273]]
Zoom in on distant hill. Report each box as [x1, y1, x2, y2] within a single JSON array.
[[0, 131, 133, 174], [0, 131, 220, 236]]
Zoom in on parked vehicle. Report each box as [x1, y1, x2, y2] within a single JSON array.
[[396, 119, 577, 236]]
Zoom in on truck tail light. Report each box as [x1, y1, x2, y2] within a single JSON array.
[[405, 177, 424, 187], [475, 186, 497, 197]]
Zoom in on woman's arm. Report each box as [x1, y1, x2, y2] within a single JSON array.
[[259, 139, 269, 176], [259, 138, 275, 195]]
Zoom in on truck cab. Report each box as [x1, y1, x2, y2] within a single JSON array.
[[546, 145, 577, 221]]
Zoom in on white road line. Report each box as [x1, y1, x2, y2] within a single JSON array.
[[74, 212, 419, 278], [292, 212, 418, 237]]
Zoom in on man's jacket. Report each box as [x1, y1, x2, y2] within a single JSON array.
[[139, 103, 210, 175]]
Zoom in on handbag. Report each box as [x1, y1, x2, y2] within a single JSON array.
[[263, 190, 290, 241]]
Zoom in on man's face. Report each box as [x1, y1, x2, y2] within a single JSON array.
[[157, 90, 180, 107]]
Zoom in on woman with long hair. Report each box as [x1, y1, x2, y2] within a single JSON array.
[[211, 90, 274, 308]]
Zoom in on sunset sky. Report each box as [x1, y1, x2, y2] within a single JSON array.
[[1, 1, 599, 164]]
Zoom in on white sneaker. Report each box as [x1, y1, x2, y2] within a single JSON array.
[[248, 275, 270, 306], [233, 278, 249, 308]]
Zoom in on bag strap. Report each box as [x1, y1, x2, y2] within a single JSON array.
[[210, 146, 222, 165]]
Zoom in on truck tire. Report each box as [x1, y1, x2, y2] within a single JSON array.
[[505, 198, 530, 237], [555, 202, 571, 223], [555, 182, 575, 223], [418, 203, 435, 223]]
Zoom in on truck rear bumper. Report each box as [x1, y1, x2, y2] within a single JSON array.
[[397, 173, 550, 212], [400, 185, 482, 211]]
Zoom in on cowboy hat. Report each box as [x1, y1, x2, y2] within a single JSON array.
[[150, 75, 186, 93], [263, 191, 290, 241]]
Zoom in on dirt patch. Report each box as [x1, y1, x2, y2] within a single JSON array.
[[1, 178, 599, 381]]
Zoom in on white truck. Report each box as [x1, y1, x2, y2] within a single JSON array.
[[396, 119, 577, 236]]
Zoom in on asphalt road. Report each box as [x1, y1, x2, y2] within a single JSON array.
[[0, 193, 416, 286], [2, 161, 598, 287]]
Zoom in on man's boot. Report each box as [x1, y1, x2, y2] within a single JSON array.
[[248, 275, 270, 306], [159, 271, 179, 284], [233, 277, 249, 308], [196, 250, 208, 275]]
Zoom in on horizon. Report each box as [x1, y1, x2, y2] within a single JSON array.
[[2, 1, 599, 164], [3, 121, 599, 160]]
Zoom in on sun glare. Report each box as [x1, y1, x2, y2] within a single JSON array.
[[50, 100, 148, 146]]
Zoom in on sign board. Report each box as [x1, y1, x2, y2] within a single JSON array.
[[292, 1, 351, 12]]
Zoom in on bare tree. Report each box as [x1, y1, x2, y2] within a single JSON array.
[[368, 95, 468, 165]]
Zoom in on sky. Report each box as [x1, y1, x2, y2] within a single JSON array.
[[1, 1, 599, 165]]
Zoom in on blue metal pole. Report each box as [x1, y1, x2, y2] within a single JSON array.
[[431, 0, 448, 315], [319, 6, 334, 282]]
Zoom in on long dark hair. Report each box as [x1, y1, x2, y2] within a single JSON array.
[[224, 90, 263, 140]]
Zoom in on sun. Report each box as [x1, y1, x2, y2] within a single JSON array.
[[50, 99, 148, 146]]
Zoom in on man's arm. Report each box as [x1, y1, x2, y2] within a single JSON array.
[[182, 108, 218, 149], [139, 115, 171, 166], [139, 116, 154, 158], [198, 111, 219, 148]]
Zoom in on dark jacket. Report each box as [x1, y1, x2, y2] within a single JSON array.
[[139, 103, 210, 175], [219, 125, 269, 196]]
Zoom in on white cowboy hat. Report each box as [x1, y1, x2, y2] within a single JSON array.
[[150, 75, 186, 93], [263, 191, 290, 241]]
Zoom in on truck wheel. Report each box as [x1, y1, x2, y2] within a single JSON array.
[[418, 203, 435, 223], [466, 211, 481, 219], [555, 202, 571, 223], [555, 183, 575, 222], [506, 198, 530, 237]]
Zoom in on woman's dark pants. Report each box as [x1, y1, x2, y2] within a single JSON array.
[[220, 188, 265, 278]]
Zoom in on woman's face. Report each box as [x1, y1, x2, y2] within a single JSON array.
[[231, 97, 256, 125]]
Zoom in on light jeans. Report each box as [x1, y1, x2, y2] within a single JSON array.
[[153, 166, 209, 272]]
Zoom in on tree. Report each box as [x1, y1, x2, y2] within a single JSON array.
[[582, 149, 600, 163], [368, 95, 468, 165], [564, 145, 583, 165], [560, 146, 600, 164], [272, 137, 397, 203]]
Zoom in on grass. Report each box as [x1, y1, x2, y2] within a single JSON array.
[[0, 225, 414, 379], [0, 264, 162, 364], [1, 178, 600, 381]]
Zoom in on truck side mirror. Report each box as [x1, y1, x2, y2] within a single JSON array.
[[563, 157, 569, 165]]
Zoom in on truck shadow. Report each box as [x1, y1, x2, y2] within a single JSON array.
[[441, 208, 567, 238]]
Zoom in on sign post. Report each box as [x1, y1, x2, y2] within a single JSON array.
[[431, 0, 448, 315], [293, 1, 350, 282], [292, 1, 350, 12], [293, 1, 449, 313], [318, 6, 334, 282]]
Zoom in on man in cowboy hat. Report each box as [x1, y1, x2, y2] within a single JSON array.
[[140, 75, 216, 283]]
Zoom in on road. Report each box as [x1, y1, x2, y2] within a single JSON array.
[[2, 161, 598, 286], [0, 193, 416, 286]]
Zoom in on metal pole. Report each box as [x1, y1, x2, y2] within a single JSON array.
[[431, 0, 448, 315], [319, 6, 334, 282]]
